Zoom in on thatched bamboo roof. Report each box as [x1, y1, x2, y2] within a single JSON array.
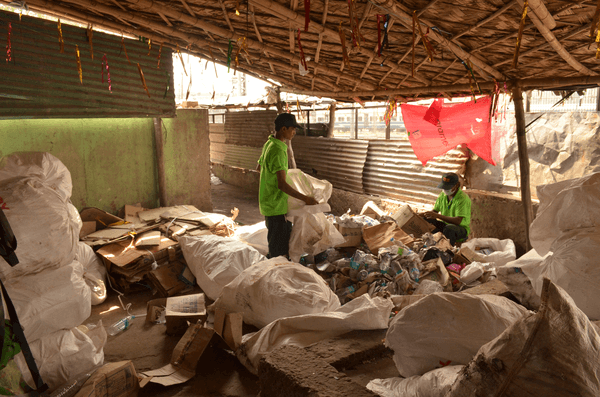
[[8, 0, 600, 101]]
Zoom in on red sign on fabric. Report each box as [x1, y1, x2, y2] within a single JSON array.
[[401, 96, 495, 166]]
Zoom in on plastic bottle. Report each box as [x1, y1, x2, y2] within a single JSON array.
[[336, 285, 356, 302], [107, 315, 135, 336], [357, 269, 369, 282], [409, 267, 420, 282]]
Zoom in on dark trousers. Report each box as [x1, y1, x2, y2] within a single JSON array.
[[426, 218, 468, 246], [265, 214, 293, 259]]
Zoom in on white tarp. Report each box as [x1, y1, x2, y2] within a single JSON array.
[[367, 366, 463, 397], [4, 261, 92, 342], [211, 257, 341, 329], [386, 293, 527, 378], [0, 152, 80, 280], [16, 321, 106, 392], [179, 235, 265, 300], [237, 294, 393, 374], [446, 279, 600, 396]]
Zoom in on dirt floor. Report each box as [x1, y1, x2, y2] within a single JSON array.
[[84, 179, 397, 396]]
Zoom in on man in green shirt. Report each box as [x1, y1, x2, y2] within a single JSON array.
[[423, 172, 471, 245], [257, 113, 318, 259]]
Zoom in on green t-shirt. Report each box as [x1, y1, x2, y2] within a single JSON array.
[[258, 136, 288, 216], [432, 188, 471, 235]]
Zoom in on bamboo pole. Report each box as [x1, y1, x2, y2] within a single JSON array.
[[327, 102, 336, 138], [247, 0, 431, 85], [516, 0, 594, 76], [60, 0, 378, 91], [527, 0, 556, 30], [280, 75, 600, 98], [513, 85, 533, 251]]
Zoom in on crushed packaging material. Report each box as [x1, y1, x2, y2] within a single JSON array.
[[367, 365, 463, 397], [146, 293, 207, 335], [462, 238, 516, 267], [391, 204, 435, 237], [73, 361, 139, 397]]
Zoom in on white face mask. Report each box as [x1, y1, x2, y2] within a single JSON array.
[[444, 187, 457, 196]]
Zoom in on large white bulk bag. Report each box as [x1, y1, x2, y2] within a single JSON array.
[[75, 242, 107, 305], [179, 235, 265, 300], [212, 257, 341, 328], [4, 261, 92, 342], [386, 293, 527, 378]]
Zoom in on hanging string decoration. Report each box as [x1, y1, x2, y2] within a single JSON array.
[[176, 45, 187, 76], [75, 45, 82, 84], [346, 0, 363, 48], [296, 98, 302, 121], [235, 0, 240, 16], [209, 48, 219, 78], [147, 38, 152, 55], [463, 59, 480, 102], [592, 0, 600, 60], [376, 14, 390, 57], [384, 98, 398, 126], [186, 67, 192, 100], [87, 24, 94, 60], [164, 72, 170, 99], [304, 0, 310, 32], [338, 23, 350, 65], [227, 40, 233, 72], [234, 37, 251, 67], [157, 43, 163, 68], [58, 19, 64, 53], [512, 0, 528, 68], [137, 63, 151, 98], [413, 11, 435, 62], [101, 54, 112, 93], [297, 29, 308, 71], [6, 22, 11, 63], [120, 37, 131, 64]]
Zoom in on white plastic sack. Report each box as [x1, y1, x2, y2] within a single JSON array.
[[286, 169, 332, 217], [446, 279, 600, 397], [497, 249, 548, 310], [386, 293, 527, 378], [234, 221, 268, 256], [0, 153, 80, 280], [4, 261, 92, 342], [179, 235, 265, 300], [367, 366, 463, 397], [237, 294, 393, 374], [462, 238, 516, 267], [530, 172, 600, 256], [288, 213, 345, 263], [212, 257, 341, 329], [521, 227, 600, 320], [460, 262, 486, 285], [16, 321, 106, 392], [75, 242, 107, 305]]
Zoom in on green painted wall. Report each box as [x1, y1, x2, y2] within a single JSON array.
[[0, 109, 211, 214]]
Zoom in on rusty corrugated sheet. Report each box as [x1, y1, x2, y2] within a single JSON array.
[[363, 139, 469, 205], [293, 136, 369, 194], [224, 110, 276, 147], [0, 10, 175, 119]]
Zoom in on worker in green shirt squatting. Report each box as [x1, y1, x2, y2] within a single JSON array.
[[423, 172, 471, 246], [257, 113, 318, 259]]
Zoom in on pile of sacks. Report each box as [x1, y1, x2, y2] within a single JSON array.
[[0, 152, 105, 392]]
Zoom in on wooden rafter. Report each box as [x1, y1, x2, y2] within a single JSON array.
[[157, 12, 172, 27], [218, 0, 235, 32], [178, 0, 196, 17]]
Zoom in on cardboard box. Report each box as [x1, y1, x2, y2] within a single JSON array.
[[362, 221, 396, 254], [420, 258, 452, 292], [146, 293, 207, 335], [147, 261, 195, 297], [454, 246, 477, 265], [74, 361, 139, 397], [391, 204, 435, 237], [335, 224, 363, 248]]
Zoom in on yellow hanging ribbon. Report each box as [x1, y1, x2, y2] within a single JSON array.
[[75, 45, 82, 84], [176, 45, 187, 76], [512, 0, 528, 68], [147, 38, 152, 56], [88, 25, 93, 60], [58, 19, 64, 53], [413, 11, 434, 62], [157, 43, 163, 68], [121, 37, 131, 64], [137, 63, 151, 98]]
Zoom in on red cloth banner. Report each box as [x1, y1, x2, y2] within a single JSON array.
[[401, 96, 495, 166]]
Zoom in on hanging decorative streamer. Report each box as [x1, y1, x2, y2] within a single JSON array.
[[384, 98, 397, 126], [137, 63, 151, 98], [6, 22, 11, 63], [147, 38, 152, 55], [234, 37, 251, 67], [346, 0, 363, 48], [376, 14, 389, 57], [101, 54, 112, 93], [595, 17, 600, 59], [121, 37, 131, 64], [209, 48, 218, 78], [157, 43, 163, 68], [226, 40, 233, 72], [590, 0, 600, 40], [176, 45, 187, 76], [185, 68, 192, 100], [338, 23, 350, 65], [296, 98, 302, 121], [297, 29, 308, 71], [413, 11, 435, 62], [75, 45, 82, 84], [512, 0, 528, 68], [235, 0, 240, 16], [304, 0, 310, 32], [87, 25, 93, 60], [164, 72, 170, 99], [58, 19, 64, 53]]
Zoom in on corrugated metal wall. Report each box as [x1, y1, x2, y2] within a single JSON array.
[[363, 140, 468, 204], [0, 10, 175, 119], [209, 110, 469, 205], [293, 136, 369, 194]]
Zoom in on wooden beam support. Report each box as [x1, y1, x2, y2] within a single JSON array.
[[327, 102, 336, 138], [218, 0, 235, 32], [157, 12, 173, 27], [512, 85, 533, 251], [179, 0, 196, 17]]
